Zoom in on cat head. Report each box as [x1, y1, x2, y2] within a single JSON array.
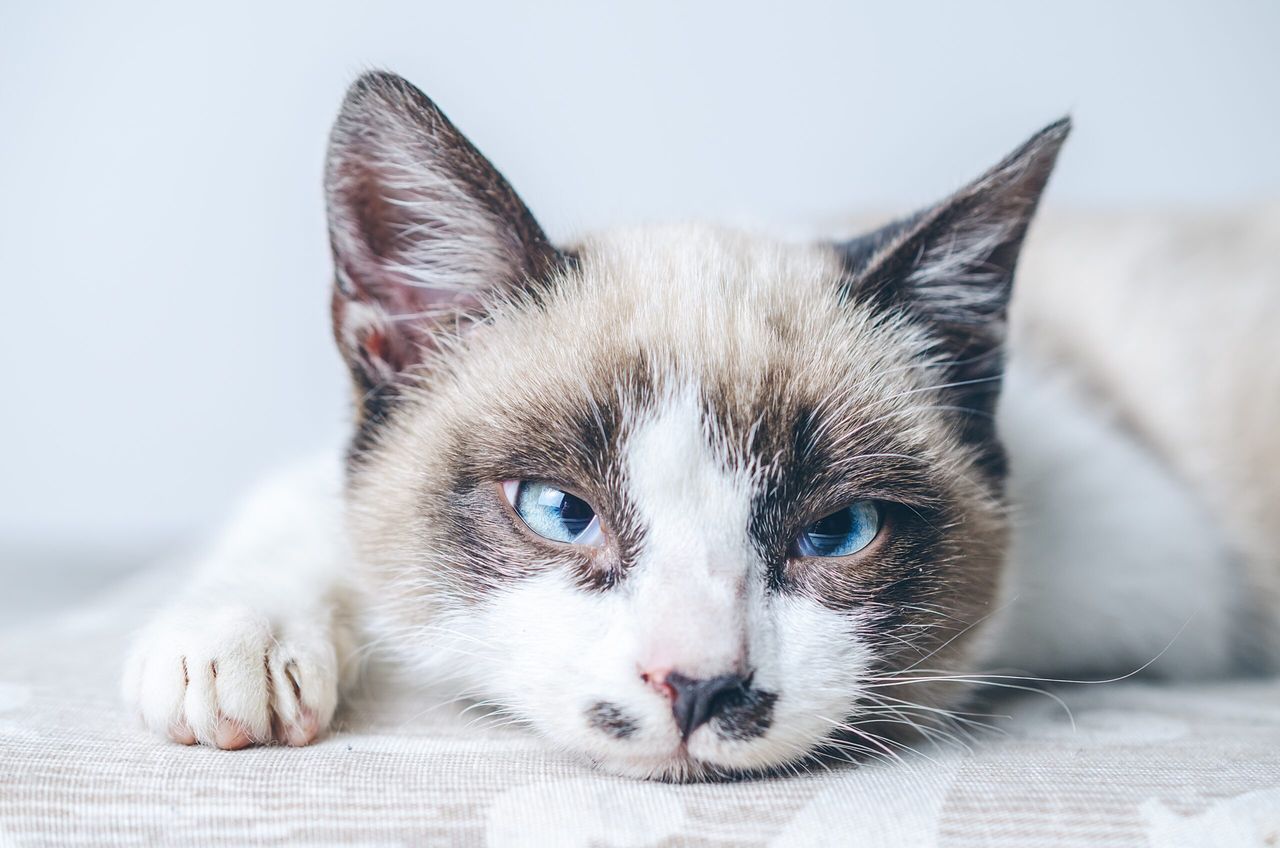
[[327, 71, 1066, 779]]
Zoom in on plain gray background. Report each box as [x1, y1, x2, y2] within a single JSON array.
[[2, 0, 1278, 579]]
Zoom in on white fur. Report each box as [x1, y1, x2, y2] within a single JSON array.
[[985, 358, 1235, 678], [624, 387, 756, 678], [121, 456, 356, 747]]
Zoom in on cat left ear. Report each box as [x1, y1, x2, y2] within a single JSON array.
[[325, 71, 564, 400], [840, 118, 1070, 356]]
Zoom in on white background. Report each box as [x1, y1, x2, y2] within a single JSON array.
[[2, 1, 1278, 569]]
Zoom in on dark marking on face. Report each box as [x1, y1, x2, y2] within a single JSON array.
[[423, 348, 659, 598], [713, 688, 778, 741], [687, 343, 1003, 682], [694, 357, 956, 618], [780, 503, 951, 617], [586, 701, 639, 739]]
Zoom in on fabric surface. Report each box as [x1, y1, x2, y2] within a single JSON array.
[[2, 567, 1279, 848]]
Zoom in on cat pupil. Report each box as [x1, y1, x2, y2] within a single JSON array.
[[558, 493, 595, 535], [810, 509, 853, 539]]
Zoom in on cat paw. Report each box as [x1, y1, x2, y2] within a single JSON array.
[[122, 605, 340, 749]]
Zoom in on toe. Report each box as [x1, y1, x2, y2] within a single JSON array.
[[182, 657, 221, 745], [284, 707, 321, 747], [214, 717, 254, 750], [137, 653, 189, 738], [168, 720, 197, 745]]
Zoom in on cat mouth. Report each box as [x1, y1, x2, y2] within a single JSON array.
[[579, 684, 789, 780]]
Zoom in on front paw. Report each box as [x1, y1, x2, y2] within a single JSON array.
[[121, 605, 340, 749]]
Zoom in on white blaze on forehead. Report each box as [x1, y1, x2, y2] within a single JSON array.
[[623, 387, 758, 677]]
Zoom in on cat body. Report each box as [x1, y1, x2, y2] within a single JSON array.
[[121, 73, 1279, 780]]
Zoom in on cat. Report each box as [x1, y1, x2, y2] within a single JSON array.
[[121, 71, 1279, 780]]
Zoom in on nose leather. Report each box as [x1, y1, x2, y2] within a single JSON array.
[[666, 672, 749, 739]]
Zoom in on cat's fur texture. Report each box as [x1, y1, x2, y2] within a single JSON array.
[[121, 72, 1280, 780]]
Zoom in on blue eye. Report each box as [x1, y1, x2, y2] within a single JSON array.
[[502, 481, 605, 546], [793, 501, 881, 558]]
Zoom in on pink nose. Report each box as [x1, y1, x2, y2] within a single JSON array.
[[641, 667, 676, 702], [641, 667, 751, 739]]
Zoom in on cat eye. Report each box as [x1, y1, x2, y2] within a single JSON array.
[[501, 481, 606, 546], [792, 500, 882, 558]]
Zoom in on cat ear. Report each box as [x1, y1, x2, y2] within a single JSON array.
[[325, 72, 564, 398], [840, 118, 1070, 360]]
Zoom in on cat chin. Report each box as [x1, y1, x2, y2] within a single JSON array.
[[582, 742, 809, 783]]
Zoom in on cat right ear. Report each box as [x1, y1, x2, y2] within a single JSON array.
[[838, 118, 1069, 360], [325, 72, 564, 400]]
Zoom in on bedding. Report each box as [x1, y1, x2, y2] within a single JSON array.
[[2, 562, 1278, 846]]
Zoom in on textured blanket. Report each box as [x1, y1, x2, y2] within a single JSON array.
[[2, 566, 1279, 847]]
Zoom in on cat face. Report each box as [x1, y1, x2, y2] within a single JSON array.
[[327, 72, 1066, 779]]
